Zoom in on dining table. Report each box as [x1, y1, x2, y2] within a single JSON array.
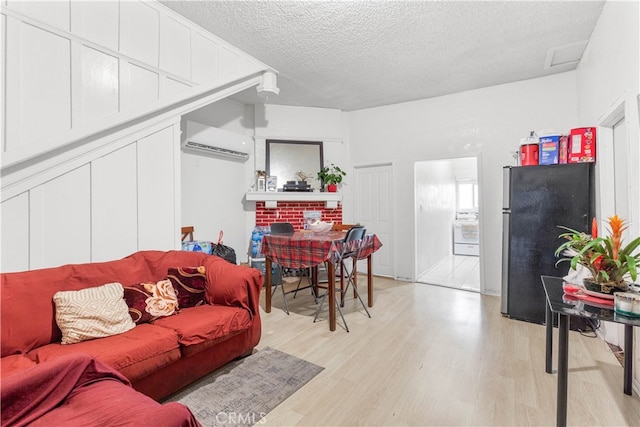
[[260, 230, 383, 331]]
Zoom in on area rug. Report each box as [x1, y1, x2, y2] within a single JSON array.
[[165, 347, 324, 426]]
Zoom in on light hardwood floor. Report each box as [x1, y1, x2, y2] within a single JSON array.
[[256, 276, 640, 426]]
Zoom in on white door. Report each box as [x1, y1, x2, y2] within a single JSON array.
[[354, 164, 394, 277]]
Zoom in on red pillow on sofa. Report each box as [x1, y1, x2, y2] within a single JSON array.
[[123, 280, 179, 324], [167, 266, 207, 308]]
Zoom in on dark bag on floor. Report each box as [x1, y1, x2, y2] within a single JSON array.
[[211, 231, 237, 264]]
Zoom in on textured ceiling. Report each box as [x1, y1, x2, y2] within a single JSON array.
[[160, 1, 605, 111]]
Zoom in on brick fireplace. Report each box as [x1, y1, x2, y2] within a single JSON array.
[[255, 201, 342, 230]]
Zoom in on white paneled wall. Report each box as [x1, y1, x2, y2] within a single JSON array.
[[191, 32, 219, 84], [29, 165, 91, 270], [0, 193, 29, 272], [70, 1, 119, 50], [137, 126, 178, 251], [160, 14, 191, 80], [5, 19, 72, 147], [1, 0, 270, 168], [119, 0, 159, 67], [1, 0, 276, 272], [1, 123, 180, 272], [76, 46, 119, 125], [91, 144, 138, 263]]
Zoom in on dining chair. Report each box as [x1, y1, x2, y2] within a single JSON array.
[[181, 226, 194, 241], [268, 222, 295, 314], [331, 222, 360, 232], [270, 223, 319, 304], [313, 226, 371, 332]]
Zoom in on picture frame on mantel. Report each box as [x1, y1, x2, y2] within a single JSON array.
[[267, 176, 278, 192]]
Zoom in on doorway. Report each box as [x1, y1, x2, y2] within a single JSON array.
[[415, 157, 481, 292]]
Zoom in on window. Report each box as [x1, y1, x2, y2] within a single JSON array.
[[457, 181, 478, 210]]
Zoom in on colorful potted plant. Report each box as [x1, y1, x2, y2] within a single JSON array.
[[555, 215, 640, 295], [317, 163, 346, 192]]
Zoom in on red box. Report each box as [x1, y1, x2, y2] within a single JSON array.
[[568, 127, 596, 163], [558, 135, 568, 164]]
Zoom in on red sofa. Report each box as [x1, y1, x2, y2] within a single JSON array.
[[2, 353, 201, 426], [1, 250, 263, 401]]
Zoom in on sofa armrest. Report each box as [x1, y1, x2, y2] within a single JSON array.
[[203, 256, 264, 319]]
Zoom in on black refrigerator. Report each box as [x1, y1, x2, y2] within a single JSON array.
[[501, 163, 594, 324]]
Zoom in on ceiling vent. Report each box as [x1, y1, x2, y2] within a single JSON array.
[[545, 40, 589, 70], [182, 120, 251, 161]]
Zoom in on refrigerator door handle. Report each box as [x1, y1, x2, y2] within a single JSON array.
[[501, 212, 510, 314]]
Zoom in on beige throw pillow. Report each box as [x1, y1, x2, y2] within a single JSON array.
[[54, 282, 135, 344]]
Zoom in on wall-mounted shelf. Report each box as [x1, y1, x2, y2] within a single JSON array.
[[245, 192, 342, 209]]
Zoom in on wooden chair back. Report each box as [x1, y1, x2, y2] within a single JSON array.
[[181, 226, 194, 242], [332, 223, 360, 231]]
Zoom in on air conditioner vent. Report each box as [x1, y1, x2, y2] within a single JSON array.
[[182, 120, 251, 161], [184, 140, 249, 160]]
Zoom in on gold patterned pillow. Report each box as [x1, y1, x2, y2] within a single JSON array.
[[167, 266, 207, 308], [124, 279, 180, 324], [53, 282, 135, 344]]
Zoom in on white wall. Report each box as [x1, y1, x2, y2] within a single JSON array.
[[415, 160, 456, 276], [574, 0, 640, 393], [253, 104, 347, 169], [577, 0, 640, 237], [181, 99, 256, 262], [347, 71, 579, 292]]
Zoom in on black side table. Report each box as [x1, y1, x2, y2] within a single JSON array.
[[541, 275, 640, 427]]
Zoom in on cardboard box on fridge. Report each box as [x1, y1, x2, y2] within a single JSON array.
[[568, 127, 596, 163], [539, 134, 569, 165], [539, 135, 560, 165]]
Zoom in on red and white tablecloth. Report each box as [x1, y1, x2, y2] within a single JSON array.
[[261, 231, 382, 269]]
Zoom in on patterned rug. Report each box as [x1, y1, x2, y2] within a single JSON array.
[[165, 347, 324, 426]]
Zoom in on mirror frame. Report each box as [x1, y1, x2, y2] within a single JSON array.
[[266, 140, 324, 189]]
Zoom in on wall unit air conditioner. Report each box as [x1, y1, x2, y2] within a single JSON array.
[[182, 120, 251, 161]]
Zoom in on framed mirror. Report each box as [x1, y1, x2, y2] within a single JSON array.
[[266, 140, 324, 190]]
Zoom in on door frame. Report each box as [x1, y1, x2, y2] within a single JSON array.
[[595, 93, 639, 351]]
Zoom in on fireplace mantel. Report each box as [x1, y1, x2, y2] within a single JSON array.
[[245, 192, 342, 209]]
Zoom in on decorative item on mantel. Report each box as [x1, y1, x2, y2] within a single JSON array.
[[317, 163, 346, 193], [256, 170, 266, 192], [555, 215, 640, 297], [283, 171, 313, 192]]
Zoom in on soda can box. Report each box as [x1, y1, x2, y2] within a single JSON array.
[[181, 240, 213, 254], [558, 135, 568, 164], [539, 135, 560, 165], [569, 127, 596, 163]]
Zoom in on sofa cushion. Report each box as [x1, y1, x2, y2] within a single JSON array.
[[53, 283, 135, 344], [151, 304, 252, 347], [167, 266, 207, 308], [1, 355, 37, 379], [28, 324, 181, 381], [123, 280, 179, 324]]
